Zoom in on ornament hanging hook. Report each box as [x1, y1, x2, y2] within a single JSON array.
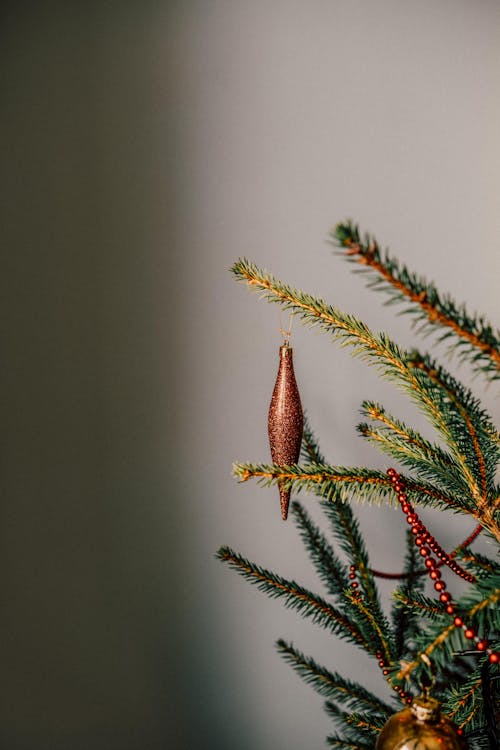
[[279, 311, 294, 346]]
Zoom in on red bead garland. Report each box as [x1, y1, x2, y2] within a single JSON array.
[[374, 648, 412, 704], [387, 468, 499, 665]]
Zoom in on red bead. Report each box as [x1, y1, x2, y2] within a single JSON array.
[[405, 697, 413, 705], [379, 660, 385, 667], [465, 628, 475, 640], [477, 640, 488, 652], [419, 547, 430, 557], [387, 468, 396, 476], [454, 617, 463, 627], [415, 537, 423, 546], [430, 570, 441, 580], [349, 573, 356, 580], [425, 558, 435, 569], [445, 605, 455, 615], [401, 504, 410, 513], [350, 564, 356, 571], [434, 581, 445, 591], [382, 669, 389, 676], [457, 729, 463, 736], [489, 652, 499, 664], [351, 581, 358, 589], [411, 526, 419, 536], [440, 592, 451, 603]]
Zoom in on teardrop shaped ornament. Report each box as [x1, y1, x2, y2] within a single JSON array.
[[268, 345, 303, 520]]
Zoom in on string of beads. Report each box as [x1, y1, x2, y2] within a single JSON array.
[[369, 523, 483, 580], [387, 468, 499, 665]]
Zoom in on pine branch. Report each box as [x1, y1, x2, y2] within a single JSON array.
[[345, 711, 387, 735], [332, 221, 500, 380], [300, 419, 390, 646], [291, 503, 396, 661], [459, 550, 500, 577], [291, 501, 350, 598], [276, 640, 392, 716], [324, 702, 380, 743], [345, 591, 397, 667], [393, 590, 445, 623], [358, 401, 470, 499], [301, 417, 330, 466], [409, 353, 499, 502], [444, 672, 485, 732], [233, 461, 465, 512], [216, 547, 369, 648], [397, 581, 500, 681]]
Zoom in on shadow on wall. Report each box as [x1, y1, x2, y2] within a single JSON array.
[[1, 4, 212, 749]]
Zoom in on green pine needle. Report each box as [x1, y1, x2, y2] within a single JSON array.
[[216, 546, 369, 649]]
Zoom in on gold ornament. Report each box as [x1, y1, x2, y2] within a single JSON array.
[[375, 691, 468, 750], [268, 344, 303, 521]]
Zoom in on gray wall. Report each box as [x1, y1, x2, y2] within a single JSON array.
[[2, 2, 500, 749]]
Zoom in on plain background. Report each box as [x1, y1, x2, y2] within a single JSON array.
[[2, 2, 500, 749]]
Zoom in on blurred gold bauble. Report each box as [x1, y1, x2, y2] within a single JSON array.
[[375, 693, 468, 750]]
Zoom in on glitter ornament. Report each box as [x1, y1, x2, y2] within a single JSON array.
[[268, 345, 303, 520], [375, 692, 468, 750]]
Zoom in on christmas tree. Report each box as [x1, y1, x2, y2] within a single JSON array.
[[217, 222, 500, 749]]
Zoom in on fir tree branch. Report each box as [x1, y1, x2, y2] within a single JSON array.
[[276, 640, 392, 715], [459, 551, 500, 577], [234, 461, 394, 499], [410, 354, 490, 500], [301, 417, 330, 466], [397, 587, 500, 681], [291, 501, 351, 598], [324, 702, 380, 743], [333, 221, 500, 380], [300, 419, 388, 635], [460, 702, 482, 732], [345, 712, 386, 735], [346, 591, 396, 668], [359, 401, 470, 499], [446, 676, 483, 727], [397, 622, 456, 681], [393, 590, 444, 621], [233, 461, 464, 512], [216, 547, 369, 648], [391, 531, 426, 658]]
